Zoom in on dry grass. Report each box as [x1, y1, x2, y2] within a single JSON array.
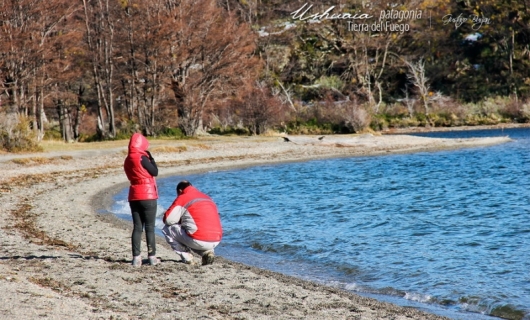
[[194, 143, 212, 150], [28, 277, 70, 293], [23, 136, 280, 165], [41, 138, 192, 153], [11, 157, 52, 165], [9, 201, 77, 250], [151, 145, 187, 153], [37, 136, 279, 154], [39, 139, 128, 152], [10, 155, 74, 166]]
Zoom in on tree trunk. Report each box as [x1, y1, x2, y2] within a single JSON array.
[[73, 86, 85, 141], [37, 86, 46, 142], [57, 99, 73, 142], [94, 78, 107, 139], [31, 82, 38, 134]]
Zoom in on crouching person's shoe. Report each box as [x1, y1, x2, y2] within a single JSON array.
[[201, 250, 215, 266], [180, 252, 194, 264]]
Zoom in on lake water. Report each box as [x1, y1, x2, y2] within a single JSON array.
[[111, 127, 530, 320]]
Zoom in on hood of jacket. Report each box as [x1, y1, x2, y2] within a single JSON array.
[[128, 133, 149, 154]]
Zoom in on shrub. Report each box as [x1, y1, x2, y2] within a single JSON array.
[[314, 75, 344, 91], [284, 119, 338, 135], [79, 133, 103, 143], [43, 124, 63, 140], [0, 114, 43, 153], [160, 127, 185, 138], [208, 126, 249, 136], [370, 115, 389, 131], [499, 99, 530, 123], [521, 103, 530, 122], [430, 113, 455, 127], [341, 103, 371, 133]]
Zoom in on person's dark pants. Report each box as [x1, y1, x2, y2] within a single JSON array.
[[130, 200, 157, 257]]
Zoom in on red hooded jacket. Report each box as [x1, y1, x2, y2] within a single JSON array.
[[123, 133, 158, 201]]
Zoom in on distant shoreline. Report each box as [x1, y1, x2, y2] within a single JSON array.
[[381, 122, 530, 134]]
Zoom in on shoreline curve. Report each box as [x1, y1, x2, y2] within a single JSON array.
[[0, 134, 512, 319]]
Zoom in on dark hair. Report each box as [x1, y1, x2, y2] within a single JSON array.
[[176, 180, 192, 193]]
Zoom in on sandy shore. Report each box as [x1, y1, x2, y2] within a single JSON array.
[[0, 133, 512, 319]]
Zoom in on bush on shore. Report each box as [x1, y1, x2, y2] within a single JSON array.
[[0, 114, 43, 153], [2, 95, 529, 153]]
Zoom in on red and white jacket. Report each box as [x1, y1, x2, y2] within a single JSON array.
[[163, 186, 223, 242]]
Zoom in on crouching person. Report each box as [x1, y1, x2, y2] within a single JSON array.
[[162, 181, 222, 265]]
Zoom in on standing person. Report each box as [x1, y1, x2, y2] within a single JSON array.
[[123, 133, 159, 266], [162, 181, 222, 265]]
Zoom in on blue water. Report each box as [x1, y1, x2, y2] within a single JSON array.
[[111, 127, 530, 320]]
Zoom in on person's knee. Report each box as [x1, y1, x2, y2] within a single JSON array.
[[132, 226, 143, 233]]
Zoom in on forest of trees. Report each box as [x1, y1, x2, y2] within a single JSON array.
[[1, 0, 530, 150]]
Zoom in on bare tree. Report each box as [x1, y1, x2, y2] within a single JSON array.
[[235, 82, 285, 135], [0, 0, 34, 116], [404, 58, 431, 116], [343, 34, 392, 114], [0, 0, 80, 142], [116, 0, 178, 136], [169, 0, 260, 136], [401, 85, 417, 117], [81, 0, 119, 139], [337, 99, 372, 133]]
